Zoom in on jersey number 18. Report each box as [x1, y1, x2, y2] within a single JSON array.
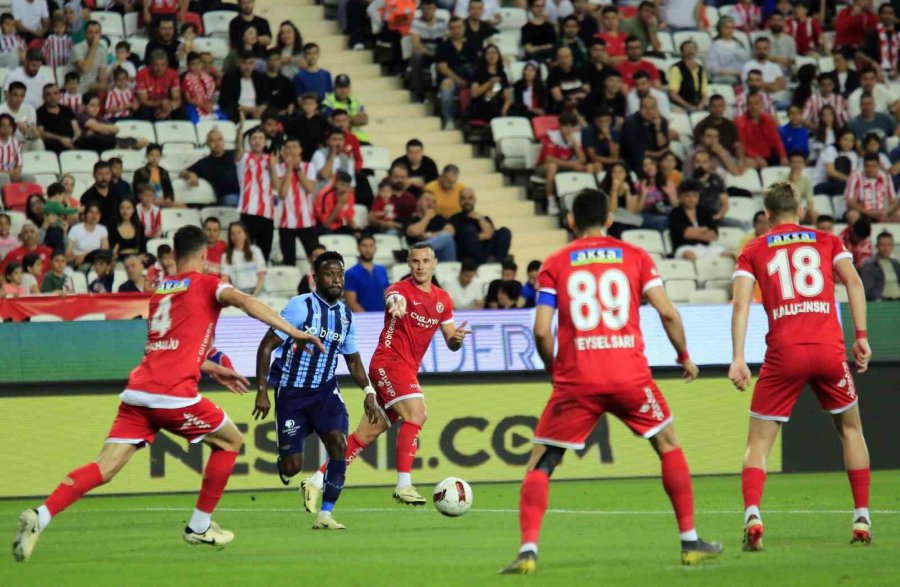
[[767, 246, 824, 300], [567, 269, 630, 331]]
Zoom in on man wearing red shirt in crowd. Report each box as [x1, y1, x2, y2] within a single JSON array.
[[596, 6, 627, 64], [203, 217, 226, 277], [369, 169, 417, 233], [136, 49, 183, 121], [617, 35, 660, 89], [331, 109, 363, 173], [834, 0, 877, 55], [735, 91, 787, 169], [0, 222, 52, 285], [315, 170, 358, 234]]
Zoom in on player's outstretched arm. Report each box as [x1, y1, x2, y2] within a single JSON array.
[[201, 360, 250, 394], [644, 285, 699, 382], [729, 276, 754, 391], [219, 287, 326, 354], [835, 258, 872, 373], [253, 329, 283, 420], [441, 320, 472, 352], [344, 352, 379, 424], [385, 292, 407, 318], [533, 304, 555, 376]]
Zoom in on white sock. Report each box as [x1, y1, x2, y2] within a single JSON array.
[[36, 505, 51, 531], [396, 472, 411, 489], [744, 506, 761, 524], [519, 542, 538, 555], [854, 507, 871, 522], [188, 509, 212, 534], [310, 470, 325, 490], [680, 529, 699, 542]]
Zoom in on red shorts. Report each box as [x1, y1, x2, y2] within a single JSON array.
[[106, 397, 228, 446], [534, 382, 672, 449], [369, 357, 423, 424], [751, 345, 857, 422]]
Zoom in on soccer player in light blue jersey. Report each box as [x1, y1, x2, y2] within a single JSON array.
[[254, 251, 378, 529]]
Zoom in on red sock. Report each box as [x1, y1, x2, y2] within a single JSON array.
[[847, 468, 870, 509], [43, 462, 104, 517], [520, 470, 549, 545], [195, 450, 238, 513], [319, 433, 367, 475], [660, 448, 694, 533], [742, 467, 767, 509], [396, 422, 421, 474]]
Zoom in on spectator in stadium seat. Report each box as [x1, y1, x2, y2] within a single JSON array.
[[310, 128, 356, 194], [314, 170, 359, 236], [402, 191, 457, 261], [43, 14, 72, 76], [637, 156, 677, 231], [845, 154, 900, 225], [118, 253, 147, 293], [145, 243, 176, 289], [436, 17, 479, 129], [297, 243, 325, 294], [733, 71, 776, 119], [409, 0, 448, 103], [781, 151, 816, 222], [827, 51, 860, 98], [144, 18, 183, 69], [686, 126, 741, 176], [450, 187, 512, 264], [767, 13, 796, 78], [518, 259, 541, 308], [203, 217, 226, 277], [275, 21, 305, 80], [468, 44, 511, 121], [19, 252, 40, 294], [135, 184, 161, 239], [834, 0, 877, 56], [367, 0, 417, 72], [274, 136, 319, 263], [109, 198, 146, 259], [510, 61, 549, 119], [861, 231, 900, 300], [779, 104, 810, 160], [1, 260, 26, 296], [521, 0, 557, 64], [36, 83, 78, 154], [218, 50, 268, 122], [662, 0, 703, 32], [67, 203, 110, 267], [424, 164, 465, 218], [221, 220, 267, 295], [741, 38, 787, 107], [707, 17, 748, 87], [80, 161, 120, 232], [496, 279, 524, 308], [847, 68, 897, 119], [669, 178, 726, 261], [547, 46, 589, 115], [182, 52, 222, 123], [133, 143, 179, 207], [599, 161, 643, 233], [537, 111, 595, 215], [582, 108, 619, 170], [569, 0, 597, 43], [0, 13, 26, 70], [242, 109, 285, 155], [620, 94, 670, 174], [0, 113, 27, 189], [71, 21, 108, 93], [0, 213, 17, 262], [815, 214, 835, 233], [11, 0, 48, 43], [841, 216, 874, 267], [848, 93, 897, 143], [136, 50, 184, 121], [5, 48, 52, 110], [860, 4, 899, 82], [626, 70, 670, 119], [802, 74, 849, 128], [617, 34, 659, 90], [620, 2, 660, 54], [0, 222, 51, 284], [369, 173, 417, 233], [812, 128, 860, 195], [344, 234, 390, 312], [1, 81, 42, 152], [391, 138, 439, 196], [732, 0, 761, 33], [580, 39, 611, 95], [809, 104, 844, 161], [263, 48, 296, 115], [40, 250, 74, 293], [331, 110, 366, 191], [580, 69, 626, 121], [736, 91, 787, 169], [596, 6, 627, 64], [282, 92, 328, 162], [739, 210, 770, 251], [292, 43, 332, 102], [442, 258, 484, 309], [463, 0, 498, 54], [484, 260, 518, 308], [691, 149, 744, 229], [181, 129, 241, 207], [229, 0, 272, 51], [668, 40, 707, 113], [322, 74, 369, 144], [558, 16, 588, 71]]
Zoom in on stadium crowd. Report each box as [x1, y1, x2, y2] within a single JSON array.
[[1, 0, 900, 313]]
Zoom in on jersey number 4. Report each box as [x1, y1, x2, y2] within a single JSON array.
[[767, 246, 824, 299], [149, 296, 173, 337], [568, 269, 630, 331]]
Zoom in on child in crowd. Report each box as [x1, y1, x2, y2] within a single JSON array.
[[42, 14, 73, 71], [0, 12, 25, 70], [105, 67, 138, 120], [0, 212, 18, 261], [0, 113, 23, 186], [45, 182, 79, 227], [111, 41, 138, 83], [182, 52, 222, 123], [61, 72, 82, 113], [20, 253, 41, 294], [200, 51, 221, 87], [133, 143, 179, 206], [145, 243, 175, 289], [40, 250, 74, 293], [88, 250, 114, 293], [2, 262, 26, 297], [136, 183, 162, 238]]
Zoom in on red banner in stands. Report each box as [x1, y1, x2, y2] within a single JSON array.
[[0, 293, 152, 322]]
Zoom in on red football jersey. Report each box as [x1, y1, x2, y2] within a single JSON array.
[[370, 278, 454, 370], [124, 272, 231, 408], [538, 235, 663, 393], [734, 223, 852, 352]]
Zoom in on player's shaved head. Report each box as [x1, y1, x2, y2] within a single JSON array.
[[173, 225, 208, 261], [763, 181, 802, 220], [570, 188, 612, 233]]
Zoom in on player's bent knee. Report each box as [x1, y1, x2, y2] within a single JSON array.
[[281, 454, 304, 477], [325, 432, 348, 460], [533, 446, 565, 476]]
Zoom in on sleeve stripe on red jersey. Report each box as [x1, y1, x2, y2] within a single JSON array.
[[215, 282, 234, 303], [833, 251, 853, 265], [537, 291, 557, 308], [440, 318, 454, 325], [732, 269, 756, 282], [641, 277, 663, 294]]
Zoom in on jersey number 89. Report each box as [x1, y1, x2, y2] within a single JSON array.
[[766, 246, 824, 300], [567, 269, 630, 331]]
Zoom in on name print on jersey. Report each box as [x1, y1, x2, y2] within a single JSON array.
[[570, 247, 624, 266]]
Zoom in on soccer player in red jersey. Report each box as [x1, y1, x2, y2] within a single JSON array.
[[501, 189, 723, 574], [730, 182, 873, 550], [12, 225, 324, 563], [301, 242, 472, 508]]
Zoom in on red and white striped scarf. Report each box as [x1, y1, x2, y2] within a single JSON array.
[[877, 23, 900, 73]]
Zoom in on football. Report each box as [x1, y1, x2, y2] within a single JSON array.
[[432, 477, 473, 517]]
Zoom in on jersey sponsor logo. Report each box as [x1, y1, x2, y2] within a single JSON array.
[[304, 324, 346, 343], [156, 278, 191, 294], [767, 231, 816, 247], [639, 387, 665, 421], [410, 311, 440, 328], [145, 338, 180, 352], [383, 317, 398, 347], [771, 300, 831, 321], [283, 419, 300, 437], [574, 334, 636, 350], [569, 248, 623, 266], [179, 411, 212, 431], [376, 367, 396, 397]]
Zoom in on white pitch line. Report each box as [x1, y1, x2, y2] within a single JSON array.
[[3, 507, 898, 515]]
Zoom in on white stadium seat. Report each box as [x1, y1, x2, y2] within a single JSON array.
[[665, 279, 697, 302], [831, 195, 847, 220], [115, 120, 156, 142], [374, 233, 402, 265], [196, 120, 237, 144], [554, 172, 596, 200], [319, 234, 359, 258], [477, 262, 503, 283], [725, 170, 763, 193], [172, 178, 217, 206], [717, 226, 747, 252], [353, 204, 369, 229], [359, 145, 392, 174], [688, 289, 729, 304], [59, 150, 99, 174], [695, 257, 735, 285], [203, 11, 234, 38], [498, 7, 527, 31], [160, 208, 201, 236], [123, 12, 140, 37], [813, 194, 834, 217], [622, 229, 666, 255], [493, 116, 535, 170], [70, 271, 87, 294], [22, 151, 60, 175], [673, 30, 711, 55], [434, 261, 461, 286], [32, 174, 58, 189], [146, 238, 174, 255], [200, 206, 240, 227], [266, 266, 302, 297], [192, 37, 229, 61], [127, 37, 149, 60], [707, 84, 736, 105], [873, 223, 900, 243], [656, 259, 696, 282], [495, 32, 522, 59], [155, 121, 199, 146], [726, 197, 763, 225], [91, 12, 125, 37], [668, 111, 693, 139], [390, 263, 409, 283], [257, 296, 290, 312], [657, 31, 675, 55], [102, 149, 145, 172], [759, 166, 789, 188]]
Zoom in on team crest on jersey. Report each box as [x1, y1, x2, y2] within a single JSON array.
[[436, 302, 444, 313], [767, 231, 816, 247], [570, 248, 623, 266], [156, 278, 190, 294]]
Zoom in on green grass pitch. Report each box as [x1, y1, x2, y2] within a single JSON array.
[[1, 471, 898, 587]]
